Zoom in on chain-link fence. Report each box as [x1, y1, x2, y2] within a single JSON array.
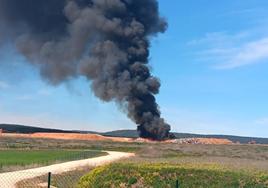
[[0, 150, 107, 187], [16, 172, 49, 188], [0, 166, 93, 188], [0, 151, 133, 188], [0, 171, 48, 188]]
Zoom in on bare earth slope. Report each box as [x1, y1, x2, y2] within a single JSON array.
[[1, 133, 132, 142], [169, 138, 233, 144], [0, 133, 233, 144]]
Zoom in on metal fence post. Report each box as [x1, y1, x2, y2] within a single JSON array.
[[48, 172, 52, 188], [176, 179, 179, 188]]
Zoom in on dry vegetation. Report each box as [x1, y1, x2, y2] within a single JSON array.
[[79, 163, 268, 188], [1, 136, 268, 171], [79, 144, 268, 187], [1, 136, 268, 187], [16, 166, 94, 188]]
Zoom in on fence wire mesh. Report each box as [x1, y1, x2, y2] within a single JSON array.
[[0, 149, 104, 187], [0, 166, 93, 188], [0, 171, 47, 188]]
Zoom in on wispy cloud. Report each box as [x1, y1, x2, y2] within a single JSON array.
[[14, 88, 53, 101], [217, 37, 268, 69], [37, 88, 53, 96], [189, 31, 268, 69], [15, 94, 34, 101], [255, 117, 268, 126], [0, 81, 10, 89]]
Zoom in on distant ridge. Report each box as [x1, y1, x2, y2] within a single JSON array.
[[103, 130, 268, 144], [1, 124, 268, 144], [102, 130, 139, 138], [0, 124, 75, 134]]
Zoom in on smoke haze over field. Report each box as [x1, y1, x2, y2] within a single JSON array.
[[0, 0, 172, 140]]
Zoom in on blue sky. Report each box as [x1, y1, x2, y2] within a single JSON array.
[[1, 0, 268, 137]]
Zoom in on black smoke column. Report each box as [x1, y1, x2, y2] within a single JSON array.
[[0, 0, 172, 140]]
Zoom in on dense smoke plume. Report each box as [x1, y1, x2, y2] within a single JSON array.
[[0, 0, 172, 140]]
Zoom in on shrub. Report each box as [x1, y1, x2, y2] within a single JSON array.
[[78, 163, 268, 188]]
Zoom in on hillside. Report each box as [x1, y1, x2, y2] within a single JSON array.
[[103, 130, 268, 144], [1, 124, 268, 144], [102, 130, 139, 138], [0, 124, 74, 134]]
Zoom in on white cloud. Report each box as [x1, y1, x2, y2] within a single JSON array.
[[14, 88, 53, 101], [188, 31, 250, 47], [0, 81, 9, 89], [37, 88, 53, 96], [189, 31, 268, 69], [217, 37, 268, 69], [255, 117, 268, 126], [15, 94, 34, 101]]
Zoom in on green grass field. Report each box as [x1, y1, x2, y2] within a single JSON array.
[[0, 149, 106, 172]]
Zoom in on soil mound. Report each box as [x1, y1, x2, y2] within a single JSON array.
[[169, 138, 233, 144], [1, 133, 233, 144], [1, 133, 132, 142]]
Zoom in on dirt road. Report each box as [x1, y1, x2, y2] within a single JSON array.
[[0, 151, 134, 188]]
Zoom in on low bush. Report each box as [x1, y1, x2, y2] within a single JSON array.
[[78, 163, 268, 188]]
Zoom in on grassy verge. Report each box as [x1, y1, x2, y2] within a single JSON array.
[[51, 167, 94, 188], [16, 166, 94, 188], [0, 149, 106, 172], [0, 137, 142, 152], [78, 163, 268, 188]]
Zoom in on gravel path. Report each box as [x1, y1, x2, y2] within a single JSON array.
[[0, 151, 134, 188]]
